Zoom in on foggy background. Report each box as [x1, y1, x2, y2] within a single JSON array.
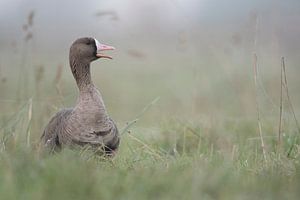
[[0, 0, 300, 129]]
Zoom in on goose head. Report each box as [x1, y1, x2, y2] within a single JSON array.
[[69, 37, 115, 63]]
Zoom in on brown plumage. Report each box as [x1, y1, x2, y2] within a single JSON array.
[[41, 37, 119, 155]]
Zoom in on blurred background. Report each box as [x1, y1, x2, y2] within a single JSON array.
[[0, 0, 300, 139]]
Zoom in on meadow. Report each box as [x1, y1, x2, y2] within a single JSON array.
[[1, 2, 300, 200]]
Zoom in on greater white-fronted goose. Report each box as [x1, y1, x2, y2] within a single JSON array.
[[41, 37, 119, 156]]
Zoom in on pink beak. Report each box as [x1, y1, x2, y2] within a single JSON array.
[[94, 38, 115, 59]]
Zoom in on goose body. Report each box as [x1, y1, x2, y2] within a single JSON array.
[[41, 37, 119, 155]]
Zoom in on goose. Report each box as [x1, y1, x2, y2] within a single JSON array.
[[41, 37, 119, 156]]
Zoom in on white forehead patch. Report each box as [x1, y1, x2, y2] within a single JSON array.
[[94, 38, 101, 51]]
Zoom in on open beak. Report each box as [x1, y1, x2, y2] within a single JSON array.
[[94, 38, 115, 59]]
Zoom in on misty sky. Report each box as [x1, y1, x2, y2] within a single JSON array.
[[0, 0, 300, 67]]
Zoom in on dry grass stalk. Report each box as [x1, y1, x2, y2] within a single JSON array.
[[231, 145, 237, 161], [27, 11, 35, 27], [281, 57, 300, 132], [0, 65, 6, 84], [278, 57, 284, 146], [280, 57, 300, 157], [54, 64, 64, 106], [253, 54, 267, 162], [120, 119, 138, 135], [121, 97, 160, 135], [34, 65, 45, 99], [251, 15, 267, 160], [23, 10, 35, 42], [26, 98, 33, 147], [17, 10, 35, 102], [127, 133, 164, 161], [54, 64, 63, 84]]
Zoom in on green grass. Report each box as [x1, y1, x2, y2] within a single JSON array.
[[1, 103, 300, 200]]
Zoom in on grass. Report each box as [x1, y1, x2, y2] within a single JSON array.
[[0, 103, 299, 200]]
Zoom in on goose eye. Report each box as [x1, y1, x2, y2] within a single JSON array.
[[86, 41, 91, 45]]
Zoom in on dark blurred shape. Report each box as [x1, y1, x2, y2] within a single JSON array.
[[25, 32, 33, 42], [231, 33, 242, 46], [35, 65, 45, 84], [1, 77, 7, 84], [94, 10, 119, 21], [28, 10, 35, 27], [126, 49, 146, 59], [22, 10, 35, 42]]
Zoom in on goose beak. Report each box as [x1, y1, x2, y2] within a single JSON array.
[[94, 38, 115, 59]]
